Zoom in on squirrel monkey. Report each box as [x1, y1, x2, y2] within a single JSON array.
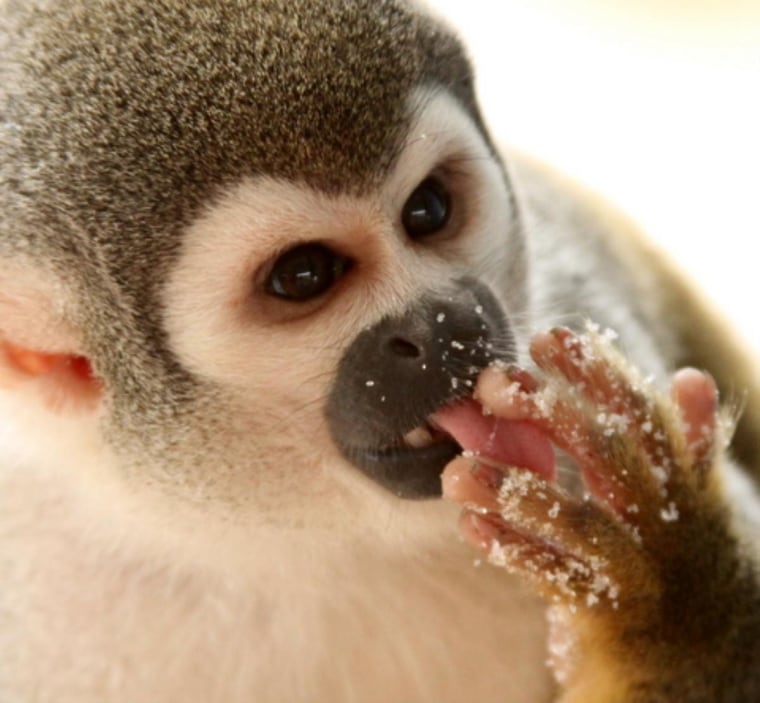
[[1, 0, 759, 701]]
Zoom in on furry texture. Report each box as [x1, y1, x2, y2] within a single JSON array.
[[1, 0, 480, 420], [1, 1, 759, 701]]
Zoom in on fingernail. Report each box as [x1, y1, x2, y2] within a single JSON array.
[[550, 326, 573, 340], [504, 364, 539, 392], [466, 511, 507, 544], [471, 462, 505, 491]]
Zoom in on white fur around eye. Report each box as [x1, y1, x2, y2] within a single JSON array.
[[162, 178, 413, 391], [162, 88, 523, 394], [382, 89, 524, 310]]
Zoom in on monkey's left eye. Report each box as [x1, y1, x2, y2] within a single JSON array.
[[402, 177, 451, 240], [265, 243, 352, 302]]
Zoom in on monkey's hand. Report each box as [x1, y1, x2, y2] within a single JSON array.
[[440, 326, 760, 703]]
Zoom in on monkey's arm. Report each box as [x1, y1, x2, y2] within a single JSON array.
[[442, 326, 760, 702]]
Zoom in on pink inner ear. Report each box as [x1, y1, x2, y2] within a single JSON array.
[[1, 341, 101, 411], [68, 355, 95, 382], [3, 342, 60, 376]]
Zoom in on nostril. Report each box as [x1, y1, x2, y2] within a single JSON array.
[[388, 336, 422, 359]]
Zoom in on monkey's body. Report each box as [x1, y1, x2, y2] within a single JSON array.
[[2, 1, 759, 701]]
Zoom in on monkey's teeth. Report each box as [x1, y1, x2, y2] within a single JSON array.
[[403, 426, 436, 449]]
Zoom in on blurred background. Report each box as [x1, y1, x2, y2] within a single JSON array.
[[430, 0, 760, 354]]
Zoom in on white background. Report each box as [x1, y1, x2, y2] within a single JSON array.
[[430, 0, 760, 354]]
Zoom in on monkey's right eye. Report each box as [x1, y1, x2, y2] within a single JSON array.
[[265, 243, 351, 302]]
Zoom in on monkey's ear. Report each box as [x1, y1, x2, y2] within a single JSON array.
[[0, 262, 101, 412]]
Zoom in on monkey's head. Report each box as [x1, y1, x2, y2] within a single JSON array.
[[0, 0, 528, 530]]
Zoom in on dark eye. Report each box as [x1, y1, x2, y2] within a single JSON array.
[[401, 177, 451, 239], [265, 243, 351, 302]]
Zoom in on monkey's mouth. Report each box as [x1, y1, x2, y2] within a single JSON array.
[[401, 422, 456, 450], [324, 278, 517, 500], [352, 399, 557, 500], [352, 418, 462, 499]]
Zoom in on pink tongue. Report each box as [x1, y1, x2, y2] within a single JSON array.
[[433, 400, 556, 481]]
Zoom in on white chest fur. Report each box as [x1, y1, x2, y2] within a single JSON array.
[[1, 462, 554, 703]]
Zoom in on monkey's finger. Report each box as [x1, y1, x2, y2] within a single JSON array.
[[459, 508, 625, 608], [495, 466, 641, 565], [442, 456, 502, 512], [477, 340, 696, 517], [530, 328, 661, 435], [670, 367, 719, 467], [444, 456, 607, 549], [473, 364, 541, 421], [445, 458, 637, 566], [528, 328, 641, 413], [530, 327, 693, 489], [475, 366, 615, 481], [479, 370, 646, 514]]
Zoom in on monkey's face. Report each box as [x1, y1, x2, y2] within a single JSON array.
[[2, 0, 528, 527], [160, 90, 526, 511]]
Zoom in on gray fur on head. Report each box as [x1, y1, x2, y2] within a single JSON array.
[[1, 0, 487, 393]]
